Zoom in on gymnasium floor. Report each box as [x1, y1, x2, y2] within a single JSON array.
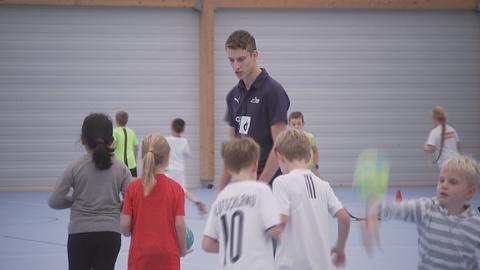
[[1, 187, 479, 270]]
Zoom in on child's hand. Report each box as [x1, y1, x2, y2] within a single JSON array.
[[331, 246, 346, 268]]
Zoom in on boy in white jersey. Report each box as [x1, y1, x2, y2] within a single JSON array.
[[202, 137, 282, 270], [272, 129, 350, 270], [363, 155, 480, 270], [166, 118, 207, 215]]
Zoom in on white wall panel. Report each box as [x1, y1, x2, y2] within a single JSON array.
[[0, 6, 200, 189], [214, 10, 480, 185]]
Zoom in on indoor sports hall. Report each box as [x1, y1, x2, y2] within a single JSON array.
[[1, 1, 479, 270]]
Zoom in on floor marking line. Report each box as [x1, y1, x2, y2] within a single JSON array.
[[3, 235, 66, 247]]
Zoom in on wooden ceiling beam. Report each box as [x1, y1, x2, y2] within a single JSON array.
[[215, 0, 478, 10], [0, 0, 198, 8]]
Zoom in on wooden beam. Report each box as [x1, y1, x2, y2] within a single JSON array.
[[216, 0, 478, 10], [199, 0, 215, 182], [2, 0, 477, 9], [0, 0, 198, 8]]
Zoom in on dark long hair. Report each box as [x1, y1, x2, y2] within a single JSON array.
[[81, 113, 114, 170]]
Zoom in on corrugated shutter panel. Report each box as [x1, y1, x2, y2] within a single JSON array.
[[0, 6, 200, 189], [214, 10, 480, 185]]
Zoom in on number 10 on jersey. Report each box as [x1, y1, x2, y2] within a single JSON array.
[[220, 210, 244, 266]]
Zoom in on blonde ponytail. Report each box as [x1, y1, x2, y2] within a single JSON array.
[[141, 134, 170, 196], [142, 151, 157, 196], [432, 106, 447, 163]]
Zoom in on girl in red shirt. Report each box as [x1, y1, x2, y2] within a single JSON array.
[[121, 133, 187, 270]]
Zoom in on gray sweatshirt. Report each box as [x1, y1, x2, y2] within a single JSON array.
[[48, 154, 131, 234]]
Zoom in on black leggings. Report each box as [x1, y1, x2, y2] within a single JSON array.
[[67, 231, 121, 270]]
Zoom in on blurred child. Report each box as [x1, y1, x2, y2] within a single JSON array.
[[49, 113, 131, 270], [288, 111, 320, 177], [202, 137, 282, 270], [272, 129, 350, 270], [121, 134, 188, 270], [166, 118, 207, 215], [363, 155, 480, 269], [113, 111, 139, 177], [424, 106, 462, 169]]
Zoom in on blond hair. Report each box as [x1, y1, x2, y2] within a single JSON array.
[[431, 106, 447, 163], [221, 137, 260, 174], [442, 155, 480, 187], [432, 106, 447, 123], [274, 129, 311, 162], [141, 134, 170, 196]]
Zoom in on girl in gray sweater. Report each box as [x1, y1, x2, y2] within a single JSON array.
[[49, 113, 131, 270]]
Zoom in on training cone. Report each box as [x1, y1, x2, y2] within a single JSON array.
[[395, 189, 402, 202]]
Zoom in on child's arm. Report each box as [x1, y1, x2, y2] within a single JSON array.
[[202, 235, 219, 253], [184, 139, 192, 159], [423, 144, 434, 153], [363, 198, 429, 253], [120, 183, 133, 236], [331, 208, 350, 268], [133, 144, 139, 164], [202, 199, 220, 253], [312, 142, 319, 166], [120, 214, 132, 236], [266, 224, 283, 239], [48, 167, 74, 209], [424, 129, 436, 153], [175, 215, 188, 256]]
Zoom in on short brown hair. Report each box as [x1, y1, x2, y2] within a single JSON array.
[[221, 137, 260, 174], [115, 111, 128, 126], [274, 129, 310, 162], [225, 29, 257, 53], [288, 111, 304, 123]]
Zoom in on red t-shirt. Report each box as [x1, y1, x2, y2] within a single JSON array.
[[123, 174, 185, 270]]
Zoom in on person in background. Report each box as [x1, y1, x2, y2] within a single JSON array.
[[166, 118, 207, 215], [272, 129, 350, 270], [202, 137, 282, 270], [49, 113, 131, 270], [424, 106, 462, 169], [363, 155, 480, 270], [217, 29, 290, 191], [113, 110, 139, 177], [121, 134, 188, 270], [288, 111, 321, 177]]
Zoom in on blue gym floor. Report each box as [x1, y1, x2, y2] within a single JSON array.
[[1, 187, 479, 270]]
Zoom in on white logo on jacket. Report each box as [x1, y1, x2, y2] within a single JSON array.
[[250, 96, 260, 104]]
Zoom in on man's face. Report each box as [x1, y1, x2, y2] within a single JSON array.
[[289, 118, 304, 130], [226, 48, 257, 81]]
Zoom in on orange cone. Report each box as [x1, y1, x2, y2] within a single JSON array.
[[395, 189, 403, 202]]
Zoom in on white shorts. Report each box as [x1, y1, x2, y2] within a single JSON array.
[[165, 169, 186, 190]]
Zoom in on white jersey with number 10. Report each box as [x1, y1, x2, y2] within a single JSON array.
[[203, 181, 280, 270]]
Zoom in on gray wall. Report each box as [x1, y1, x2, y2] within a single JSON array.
[[0, 6, 200, 189], [1, 6, 479, 189], [214, 10, 480, 185]]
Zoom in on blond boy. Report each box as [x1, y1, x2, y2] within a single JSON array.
[[364, 155, 480, 269], [272, 129, 350, 270], [202, 137, 282, 270]]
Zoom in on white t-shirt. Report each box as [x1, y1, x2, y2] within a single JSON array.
[[203, 181, 280, 270], [166, 136, 191, 171], [426, 124, 460, 169], [272, 169, 343, 270]]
